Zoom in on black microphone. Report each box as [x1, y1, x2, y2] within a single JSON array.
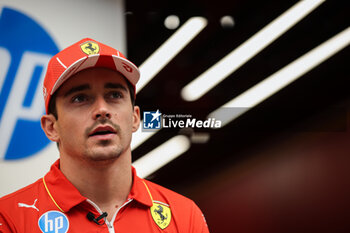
[[87, 211, 108, 225]]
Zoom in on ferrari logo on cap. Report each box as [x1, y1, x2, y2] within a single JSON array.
[[150, 202, 171, 229], [80, 41, 100, 55]]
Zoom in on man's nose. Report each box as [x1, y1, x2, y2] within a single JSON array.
[[92, 97, 111, 120]]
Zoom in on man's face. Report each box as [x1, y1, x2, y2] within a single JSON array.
[[50, 68, 140, 162]]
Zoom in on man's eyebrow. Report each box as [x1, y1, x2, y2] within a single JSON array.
[[63, 84, 90, 97], [105, 83, 128, 92]]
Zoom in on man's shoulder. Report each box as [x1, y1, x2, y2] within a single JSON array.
[[0, 178, 43, 206], [0, 178, 49, 232], [143, 179, 195, 206], [142, 179, 210, 232]]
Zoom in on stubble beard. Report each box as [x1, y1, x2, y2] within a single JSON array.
[[85, 139, 123, 162]]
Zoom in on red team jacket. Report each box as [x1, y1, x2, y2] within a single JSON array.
[[0, 160, 209, 233]]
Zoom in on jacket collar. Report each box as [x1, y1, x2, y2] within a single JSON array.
[[128, 166, 153, 207], [43, 159, 153, 213], [43, 160, 86, 212]]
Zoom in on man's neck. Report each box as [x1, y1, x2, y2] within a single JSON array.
[[59, 150, 133, 220]]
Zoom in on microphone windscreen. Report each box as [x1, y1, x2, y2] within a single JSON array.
[[86, 212, 95, 221]]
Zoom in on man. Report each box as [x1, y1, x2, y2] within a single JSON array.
[[0, 38, 209, 233]]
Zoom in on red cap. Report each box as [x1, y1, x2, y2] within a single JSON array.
[[43, 38, 140, 114]]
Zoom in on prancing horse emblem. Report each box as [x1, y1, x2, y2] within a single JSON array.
[[150, 202, 171, 229], [154, 205, 167, 221], [80, 41, 100, 55]]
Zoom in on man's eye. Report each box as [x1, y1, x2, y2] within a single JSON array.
[[72, 94, 88, 103], [108, 91, 123, 99]]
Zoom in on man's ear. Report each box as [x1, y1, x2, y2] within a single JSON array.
[[132, 106, 140, 132], [41, 114, 59, 142]]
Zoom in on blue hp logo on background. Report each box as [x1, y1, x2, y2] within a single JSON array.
[[143, 110, 162, 129], [0, 7, 59, 160], [38, 211, 69, 233]]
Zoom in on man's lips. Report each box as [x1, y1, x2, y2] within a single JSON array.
[[88, 125, 117, 138]]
